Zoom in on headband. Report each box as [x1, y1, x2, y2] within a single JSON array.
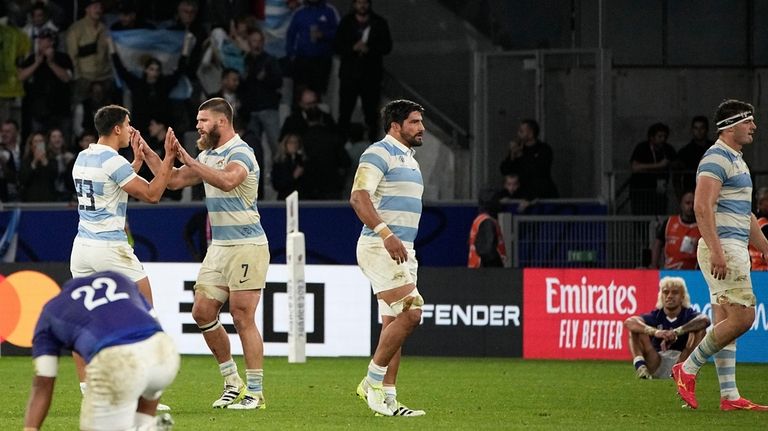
[[716, 111, 753, 130]]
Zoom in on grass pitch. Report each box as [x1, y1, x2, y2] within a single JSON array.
[[1, 355, 766, 430]]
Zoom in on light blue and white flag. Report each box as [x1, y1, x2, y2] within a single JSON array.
[[110, 29, 192, 99]]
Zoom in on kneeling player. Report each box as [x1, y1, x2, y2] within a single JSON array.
[[24, 271, 180, 431], [624, 277, 709, 379]]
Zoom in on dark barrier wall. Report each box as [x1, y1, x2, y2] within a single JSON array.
[[374, 268, 523, 357], [0, 201, 606, 266]]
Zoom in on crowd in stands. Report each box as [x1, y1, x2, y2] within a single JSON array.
[[0, 0, 392, 203]]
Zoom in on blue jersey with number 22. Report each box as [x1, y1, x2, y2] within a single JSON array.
[[32, 271, 162, 363]]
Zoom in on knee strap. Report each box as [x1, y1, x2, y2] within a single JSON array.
[[198, 319, 222, 333], [389, 288, 424, 316]]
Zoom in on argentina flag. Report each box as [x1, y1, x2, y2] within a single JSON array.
[[110, 29, 192, 99]]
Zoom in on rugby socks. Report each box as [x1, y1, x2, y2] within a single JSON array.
[[366, 360, 387, 388], [383, 385, 397, 401], [714, 342, 740, 401], [632, 356, 647, 370], [219, 358, 244, 388], [683, 330, 720, 375], [134, 412, 154, 426], [245, 369, 264, 394]]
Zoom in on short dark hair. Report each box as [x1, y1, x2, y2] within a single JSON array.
[[520, 119, 540, 138], [199, 97, 233, 124], [2, 119, 19, 131], [381, 99, 424, 133], [221, 68, 240, 80], [691, 115, 709, 129], [94, 105, 130, 137], [647, 122, 670, 139], [714, 99, 754, 133]]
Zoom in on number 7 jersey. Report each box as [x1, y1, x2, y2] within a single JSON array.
[[71, 143, 138, 242]]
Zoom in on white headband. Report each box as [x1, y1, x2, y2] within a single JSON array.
[[717, 111, 753, 131]]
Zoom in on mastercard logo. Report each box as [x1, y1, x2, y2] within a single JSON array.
[[0, 271, 61, 348]]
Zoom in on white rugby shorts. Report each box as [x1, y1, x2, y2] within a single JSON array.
[[81, 332, 179, 430], [356, 239, 418, 294], [70, 237, 146, 282]]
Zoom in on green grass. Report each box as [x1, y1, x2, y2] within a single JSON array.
[[1, 356, 767, 430]]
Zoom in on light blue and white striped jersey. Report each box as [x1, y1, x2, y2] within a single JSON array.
[[353, 135, 424, 247], [72, 144, 137, 242], [697, 139, 752, 246], [199, 135, 267, 246]]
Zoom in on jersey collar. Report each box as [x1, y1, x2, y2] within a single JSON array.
[[210, 134, 241, 154], [383, 134, 415, 156], [715, 139, 743, 157]]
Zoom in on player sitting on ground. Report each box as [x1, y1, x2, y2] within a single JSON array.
[[624, 276, 709, 379]]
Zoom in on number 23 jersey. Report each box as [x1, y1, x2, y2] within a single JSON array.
[[71, 143, 137, 242]]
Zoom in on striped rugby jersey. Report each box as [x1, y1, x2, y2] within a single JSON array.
[[696, 139, 752, 246], [199, 135, 267, 246], [72, 144, 137, 242], [353, 134, 423, 247]]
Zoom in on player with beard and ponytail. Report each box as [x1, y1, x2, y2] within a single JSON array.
[[142, 97, 269, 410]]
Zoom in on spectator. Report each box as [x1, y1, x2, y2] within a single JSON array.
[[286, 0, 339, 96], [229, 15, 259, 53], [495, 173, 531, 212], [334, 0, 392, 142], [65, 130, 98, 199], [0, 120, 21, 201], [496, 173, 525, 201], [47, 128, 75, 201], [624, 277, 709, 379], [206, 0, 253, 33], [280, 87, 335, 139], [629, 122, 677, 215], [161, 0, 206, 72], [243, 27, 283, 159], [73, 80, 109, 139], [109, 0, 156, 31], [234, 116, 265, 200], [499, 119, 558, 200], [143, 117, 182, 201], [263, 0, 301, 65], [301, 107, 349, 199], [343, 122, 368, 194], [18, 131, 57, 202], [66, 0, 113, 104], [21, 1, 59, 55], [650, 191, 700, 269], [107, 33, 192, 136], [0, 119, 21, 166], [161, 1, 206, 134], [673, 116, 714, 197], [468, 188, 507, 268], [208, 68, 243, 115], [18, 27, 73, 137], [749, 188, 768, 271], [271, 132, 305, 200], [0, 7, 31, 124]]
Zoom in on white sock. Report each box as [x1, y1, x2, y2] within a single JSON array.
[[383, 385, 396, 400], [134, 412, 154, 426], [365, 360, 387, 388], [219, 358, 243, 388], [79, 382, 87, 395], [245, 368, 264, 394]]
